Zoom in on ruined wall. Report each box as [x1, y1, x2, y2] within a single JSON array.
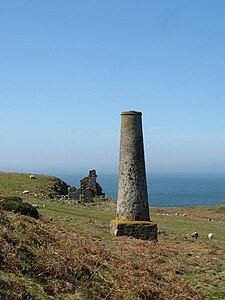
[[68, 170, 105, 203]]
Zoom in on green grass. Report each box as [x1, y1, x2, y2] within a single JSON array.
[[1, 171, 225, 299], [0, 172, 68, 198], [153, 212, 225, 241]]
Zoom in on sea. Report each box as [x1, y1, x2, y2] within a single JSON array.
[[57, 173, 225, 208]]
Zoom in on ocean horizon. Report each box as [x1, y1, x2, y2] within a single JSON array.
[[56, 172, 225, 208]]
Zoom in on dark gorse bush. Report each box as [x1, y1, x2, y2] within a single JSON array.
[[14, 202, 39, 219], [0, 196, 22, 211], [0, 196, 39, 219]]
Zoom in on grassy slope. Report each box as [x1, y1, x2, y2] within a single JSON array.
[[0, 172, 225, 300], [0, 172, 68, 199]]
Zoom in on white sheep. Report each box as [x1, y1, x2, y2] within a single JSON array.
[[23, 190, 29, 194], [30, 175, 36, 179], [191, 231, 199, 239], [32, 204, 39, 209], [208, 233, 213, 240]]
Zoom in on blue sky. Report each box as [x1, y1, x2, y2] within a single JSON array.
[[1, 0, 225, 174]]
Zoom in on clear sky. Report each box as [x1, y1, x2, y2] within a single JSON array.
[[1, 0, 225, 174]]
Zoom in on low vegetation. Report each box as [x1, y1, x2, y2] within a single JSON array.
[[0, 196, 39, 219], [0, 172, 225, 299]]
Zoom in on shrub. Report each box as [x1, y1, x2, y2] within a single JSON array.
[[0, 198, 22, 212], [14, 202, 39, 219], [2, 196, 23, 203], [0, 197, 39, 219]]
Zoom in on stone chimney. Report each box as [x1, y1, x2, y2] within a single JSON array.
[[110, 111, 157, 240]]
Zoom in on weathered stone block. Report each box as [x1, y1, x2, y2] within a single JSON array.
[[110, 219, 158, 240]]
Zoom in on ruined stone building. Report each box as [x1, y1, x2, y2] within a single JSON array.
[[68, 170, 105, 203]]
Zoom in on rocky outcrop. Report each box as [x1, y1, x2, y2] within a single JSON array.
[[47, 177, 70, 199], [52, 178, 69, 195]]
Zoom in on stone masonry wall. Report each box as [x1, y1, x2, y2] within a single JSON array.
[[68, 170, 105, 203]]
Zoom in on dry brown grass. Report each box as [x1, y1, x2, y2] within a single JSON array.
[[0, 207, 208, 300], [1, 172, 224, 299]]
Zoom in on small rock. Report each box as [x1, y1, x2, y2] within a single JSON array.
[[158, 229, 166, 235]]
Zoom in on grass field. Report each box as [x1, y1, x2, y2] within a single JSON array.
[[0, 172, 225, 299]]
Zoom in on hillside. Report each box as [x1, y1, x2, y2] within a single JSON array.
[[0, 172, 225, 299], [0, 172, 69, 199]]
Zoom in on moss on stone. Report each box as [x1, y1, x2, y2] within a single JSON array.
[[121, 111, 142, 116], [111, 219, 156, 225]]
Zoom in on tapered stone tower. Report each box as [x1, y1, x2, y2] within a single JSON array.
[[110, 111, 157, 240]]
